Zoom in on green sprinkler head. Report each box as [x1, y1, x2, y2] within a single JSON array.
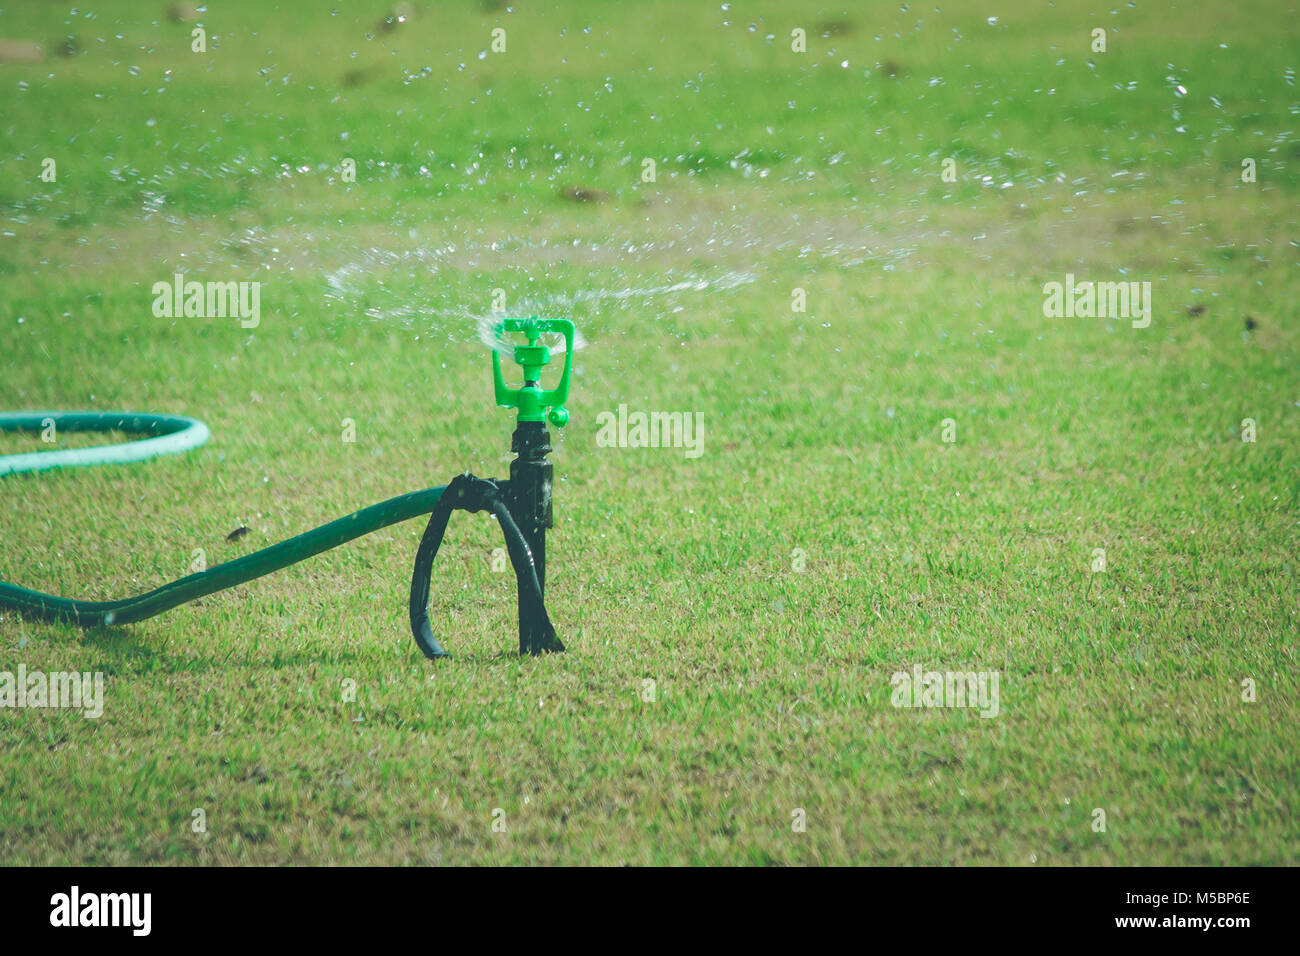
[[491, 316, 574, 427]]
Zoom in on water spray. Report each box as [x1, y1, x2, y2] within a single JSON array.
[[0, 318, 576, 659]]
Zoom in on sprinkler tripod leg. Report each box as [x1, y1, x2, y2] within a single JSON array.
[[406, 472, 562, 660], [408, 485, 460, 659], [490, 495, 562, 656], [514, 526, 564, 655]]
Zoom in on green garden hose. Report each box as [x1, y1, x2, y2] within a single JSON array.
[[0, 410, 445, 628], [0, 411, 210, 476]]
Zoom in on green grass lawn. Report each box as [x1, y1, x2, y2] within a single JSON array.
[[0, 0, 1296, 864]]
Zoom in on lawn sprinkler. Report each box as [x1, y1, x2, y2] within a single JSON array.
[[410, 316, 573, 658], [0, 317, 576, 660]]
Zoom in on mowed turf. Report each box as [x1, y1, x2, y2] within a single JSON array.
[[0, 1, 1296, 864]]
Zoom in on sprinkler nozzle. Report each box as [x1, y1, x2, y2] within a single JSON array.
[[492, 317, 574, 426]]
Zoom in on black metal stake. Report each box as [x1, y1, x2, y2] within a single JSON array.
[[508, 418, 564, 654]]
